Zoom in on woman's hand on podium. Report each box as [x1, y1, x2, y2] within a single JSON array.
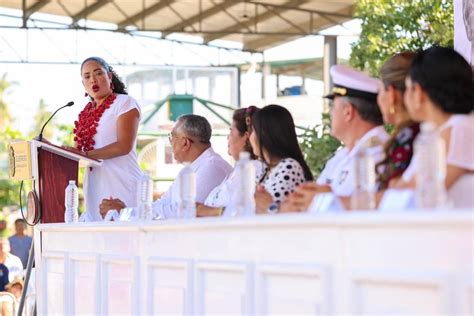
[[99, 197, 126, 218], [196, 203, 223, 217]]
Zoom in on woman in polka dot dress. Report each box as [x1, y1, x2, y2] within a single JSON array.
[[249, 104, 313, 213]]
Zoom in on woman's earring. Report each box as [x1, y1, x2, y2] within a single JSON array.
[[84, 92, 88, 97], [389, 104, 396, 115], [110, 82, 115, 91]]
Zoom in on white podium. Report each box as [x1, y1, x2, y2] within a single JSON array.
[[34, 211, 473, 315]]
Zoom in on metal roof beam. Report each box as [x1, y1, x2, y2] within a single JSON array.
[[203, 0, 310, 44], [117, 0, 177, 29], [162, 1, 238, 37], [243, 7, 353, 51], [24, 0, 51, 21], [70, 0, 112, 24], [248, 1, 353, 18]]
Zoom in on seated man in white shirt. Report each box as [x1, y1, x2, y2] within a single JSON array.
[[281, 65, 389, 212], [100, 114, 232, 219]]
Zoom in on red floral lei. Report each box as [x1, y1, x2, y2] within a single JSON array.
[[74, 93, 116, 152]]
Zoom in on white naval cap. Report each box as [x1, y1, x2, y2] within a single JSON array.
[[324, 64, 380, 101]]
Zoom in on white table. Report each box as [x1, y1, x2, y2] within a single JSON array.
[[34, 211, 473, 315]]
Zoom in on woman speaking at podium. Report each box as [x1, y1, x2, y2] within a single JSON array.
[[73, 57, 141, 221]]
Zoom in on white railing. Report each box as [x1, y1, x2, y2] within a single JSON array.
[[34, 210, 473, 315]]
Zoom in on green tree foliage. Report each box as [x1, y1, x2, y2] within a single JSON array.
[[299, 113, 341, 178], [29, 99, 54, 139], [0, 74, 14, 127], [350, 0, 454, 75], [55, 123, 75, 147], [0, 75, 25, 209], [0, 127, 25, 209]]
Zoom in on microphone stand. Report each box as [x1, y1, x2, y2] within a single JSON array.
[[37, 101, 74, 141]]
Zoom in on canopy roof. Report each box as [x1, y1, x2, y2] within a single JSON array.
[[1, 0, 355, 52]]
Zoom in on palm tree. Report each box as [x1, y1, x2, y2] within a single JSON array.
[[29, 99, 54, 139]]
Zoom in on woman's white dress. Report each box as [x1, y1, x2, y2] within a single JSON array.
[[440, 114, 474, 208], [82, 94, 142, 221], [402, 113, 474, 208]]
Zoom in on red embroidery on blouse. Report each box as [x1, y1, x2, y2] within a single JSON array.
[[73, 94, 116, 152]]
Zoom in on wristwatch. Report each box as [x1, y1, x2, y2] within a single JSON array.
[[266, 202, 279, 214]]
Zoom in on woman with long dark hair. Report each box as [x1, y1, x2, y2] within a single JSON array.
[[402, 46, 473, 207], [250, 104, 313, 214], [73, 56, 142, 221]]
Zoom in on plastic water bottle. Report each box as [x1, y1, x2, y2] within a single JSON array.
[[64, 180, 79, 223], [229, 152, 256, 216], [414, 122, 447, 208], [351, 137, 381, 210], [136, 173, 153, 220], [178, 162, 196, 219]]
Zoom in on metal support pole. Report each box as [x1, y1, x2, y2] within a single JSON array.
[[18, 241, 35, 315], [22, 0, 26, 28], [276, 73, 280, 96], [323, 35, 337, 111], [300, 66, 306, 95]]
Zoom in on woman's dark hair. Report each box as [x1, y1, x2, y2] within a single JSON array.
[[251, 104, 313, 181], [81, 56, 128, 95], [232, 106, 259, 159], [409, 46, 473, 114]]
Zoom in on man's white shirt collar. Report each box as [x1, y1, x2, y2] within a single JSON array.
[[189, 146, 214, 170], [347, 125, 389, 158]]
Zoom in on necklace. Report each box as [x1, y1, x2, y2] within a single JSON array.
[[74, 93, 116, 152]]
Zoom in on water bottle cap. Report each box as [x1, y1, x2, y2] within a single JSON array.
[[239, 151, 251, 160], [69, 180, 76, 185], [420, 122, 436, 132]]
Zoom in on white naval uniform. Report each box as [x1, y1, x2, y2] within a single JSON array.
[[317, 126, 390, 196]]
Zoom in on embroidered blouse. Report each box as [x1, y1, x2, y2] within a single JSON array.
[[377, 121, 420, 189]]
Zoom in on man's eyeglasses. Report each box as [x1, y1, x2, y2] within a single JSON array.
[[168, 133, 195, 144]]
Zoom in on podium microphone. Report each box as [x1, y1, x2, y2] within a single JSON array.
[[37, 101, 74, 141]]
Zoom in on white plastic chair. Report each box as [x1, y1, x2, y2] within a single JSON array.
[[0, 291, 16, 316]]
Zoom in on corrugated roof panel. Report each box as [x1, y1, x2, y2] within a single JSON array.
[[0, 0, 355, 51]]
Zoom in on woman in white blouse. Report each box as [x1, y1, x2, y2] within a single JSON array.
[[197, 106, 261, 216], [75, 57, 142, 221], [250, 104, 314, 214], [402, 46, 473, 207]]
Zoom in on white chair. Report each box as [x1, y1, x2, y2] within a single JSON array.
[[0, 291, 17, 316], [137, 140, 160, 175]]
